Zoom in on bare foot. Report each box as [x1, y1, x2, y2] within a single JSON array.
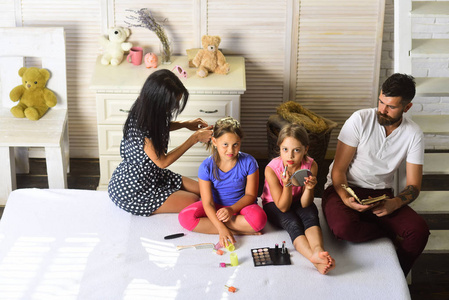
[[310, 251, 335, 275], [326, 254, 336, 273], [310, 251, 330, 265]]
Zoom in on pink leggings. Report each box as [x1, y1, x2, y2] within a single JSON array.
[[178, 201, 267, 232]]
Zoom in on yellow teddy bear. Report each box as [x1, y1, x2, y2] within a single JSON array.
[[9, 67, 57, 121], [192, 35, 230, 78]]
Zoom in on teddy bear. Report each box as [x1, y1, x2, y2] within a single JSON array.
[[99, 27, 133, 66], [9, 67, 57, 121], [192, 35, 230, 78]]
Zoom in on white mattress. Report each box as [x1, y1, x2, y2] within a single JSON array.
[[0, 189, 410, 300]]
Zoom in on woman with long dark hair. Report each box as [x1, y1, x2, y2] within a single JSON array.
[[108, 69, 213, 216]]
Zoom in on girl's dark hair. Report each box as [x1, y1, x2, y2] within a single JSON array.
[[207, 117, 243, 180], [277, 123, 310, 162], [124, 69, 189, 158]]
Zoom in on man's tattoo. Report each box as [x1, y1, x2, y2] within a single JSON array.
[[397, 185, 419, 204]]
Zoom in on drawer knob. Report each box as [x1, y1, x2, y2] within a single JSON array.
[[199, 109, 218, 114], [119, 109, 130, 113]]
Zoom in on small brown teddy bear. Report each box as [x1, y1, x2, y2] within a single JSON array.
[[192, 35, 230, 78], [9, 67, 57, 121]]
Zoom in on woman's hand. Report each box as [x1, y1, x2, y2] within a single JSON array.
[[216, 207, 234, 223], [193, 126, 213, 143], [184, 118, 209, 131]]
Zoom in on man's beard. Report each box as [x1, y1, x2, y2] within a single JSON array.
[[376, 111, 402, 126]]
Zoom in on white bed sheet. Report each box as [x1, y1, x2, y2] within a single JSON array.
[[0, 189, 410, 300]]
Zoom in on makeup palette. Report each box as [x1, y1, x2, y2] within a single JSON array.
[[251, 244, 291, 267]]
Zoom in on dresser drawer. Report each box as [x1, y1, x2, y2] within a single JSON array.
[[97, 93, 239, 125], [98, 155, 122, 189], [167, 156, 205, 179], [98, 95, 237, 156], [178, 95, 237, 123], [96, 113, 215, 159], [168, 130, 212, 156], [99, 154, 201, 188], [98, 125, 123, 155], [96, 93, 137, 125], [98, 125, 211, 157]]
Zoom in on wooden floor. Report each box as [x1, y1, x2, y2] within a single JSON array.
[[2, 158, 449, 300]]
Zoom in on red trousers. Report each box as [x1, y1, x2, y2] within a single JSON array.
[[322, 186, 429, 275]]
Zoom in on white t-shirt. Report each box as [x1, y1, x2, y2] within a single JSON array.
[[325, 108, 424, 190]]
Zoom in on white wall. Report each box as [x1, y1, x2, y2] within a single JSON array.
[[383, 0, 449, 150], [410, 2, 449, 114], [379, 0, 394, 88], [379, 0, 449, 150], [1, 0, 444, 158], [409, 0, 449, 149]]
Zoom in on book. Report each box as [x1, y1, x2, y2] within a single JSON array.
[[341, 184, 388, 205]]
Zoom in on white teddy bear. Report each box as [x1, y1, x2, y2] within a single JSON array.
[[99, 27, 133, 66]]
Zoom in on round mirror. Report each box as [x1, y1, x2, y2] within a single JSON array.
[[291, 169, 312, 186]]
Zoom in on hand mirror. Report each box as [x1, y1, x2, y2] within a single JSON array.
[[291, 169, 312, 186]]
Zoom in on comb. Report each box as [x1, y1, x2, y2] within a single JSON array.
[[176, 243, 215, 251]]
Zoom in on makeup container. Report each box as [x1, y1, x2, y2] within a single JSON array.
[[230, 253, 239, 266]]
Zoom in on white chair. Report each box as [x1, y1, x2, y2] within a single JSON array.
[[0, 27, 69, 205]]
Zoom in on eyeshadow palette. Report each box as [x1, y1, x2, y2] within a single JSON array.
[[251, 246, 291, 267]]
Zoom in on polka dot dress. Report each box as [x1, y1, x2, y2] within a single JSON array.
[[108, 120, 182, 216]]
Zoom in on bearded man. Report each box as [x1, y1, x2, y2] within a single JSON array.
[[322, 73, 429, 276]]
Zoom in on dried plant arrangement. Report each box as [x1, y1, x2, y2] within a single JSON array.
[[125, 8, 171, 63]]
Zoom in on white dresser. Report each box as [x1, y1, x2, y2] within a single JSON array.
[[90, 56, 246, 190]]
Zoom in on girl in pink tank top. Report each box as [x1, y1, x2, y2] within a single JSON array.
[[261, 123, 335, 274]]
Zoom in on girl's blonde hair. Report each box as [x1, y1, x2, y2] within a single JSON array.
[[277, 123, 310, 162], [207, 117, 243, 180]]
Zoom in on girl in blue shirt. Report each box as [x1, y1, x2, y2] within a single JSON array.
[[179, 117, 267, 247]]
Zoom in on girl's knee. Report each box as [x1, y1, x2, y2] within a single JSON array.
[[249, 211, 267, 232], [301, 212, 320, 230], [242, 205, 267, 232], [287, 225, 305, 242], [178, 202, 202, 231], [251, 212, 267, 232]]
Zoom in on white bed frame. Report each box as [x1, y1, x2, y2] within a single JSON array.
[[0, 189, 410, 299]]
